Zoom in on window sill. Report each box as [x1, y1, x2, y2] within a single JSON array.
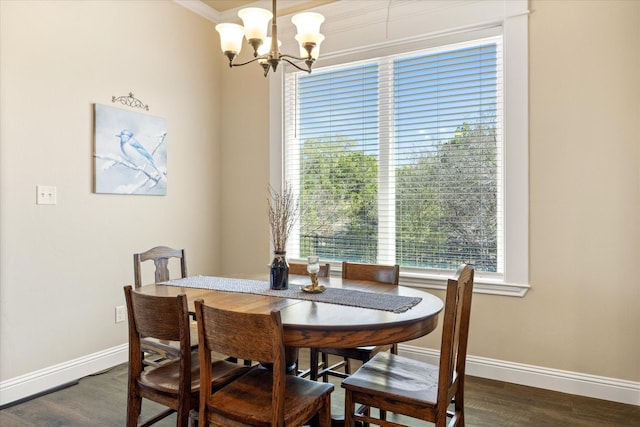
[[399, 271, 530, 297], [289, 259, 530, 297]]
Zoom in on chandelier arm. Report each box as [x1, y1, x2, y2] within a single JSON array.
[[281, 57, 312, 73], [229, 55, 268, 67], [280, 53, 312, 62]]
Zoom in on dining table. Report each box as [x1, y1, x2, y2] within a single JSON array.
[[134, 272, 444, 426]]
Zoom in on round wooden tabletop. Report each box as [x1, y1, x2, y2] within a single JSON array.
[[136, 274, 444, 349]]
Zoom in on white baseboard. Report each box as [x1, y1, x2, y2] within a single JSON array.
[[0, 343, 128, 407], [399, 344, 640, 406], [2, 343, 638, 408]]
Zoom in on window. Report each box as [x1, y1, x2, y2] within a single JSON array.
[[273, 1, 529, 296], [284, 36, 502, 271]]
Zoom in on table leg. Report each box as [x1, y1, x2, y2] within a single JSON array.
[[285, 346, 298, 374], [262, 346, 299, 374]]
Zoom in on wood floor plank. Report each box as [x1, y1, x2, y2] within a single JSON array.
[[1, 350, 639, 426]]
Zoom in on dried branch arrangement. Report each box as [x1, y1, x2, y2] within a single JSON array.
[[267, 182, 298, 252]]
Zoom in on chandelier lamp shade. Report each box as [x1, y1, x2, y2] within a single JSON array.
[[215, 0, 325, 76]]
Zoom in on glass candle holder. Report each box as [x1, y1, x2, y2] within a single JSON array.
[[307, 255, 320, 288]]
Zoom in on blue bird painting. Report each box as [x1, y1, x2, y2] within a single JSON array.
[[116, 129, 163, 180], [94, 103, 167, 195]]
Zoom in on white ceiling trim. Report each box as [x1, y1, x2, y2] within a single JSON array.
[[174, 0, 222, 22], [174, 0, 322, 24]]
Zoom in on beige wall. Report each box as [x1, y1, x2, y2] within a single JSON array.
[[524, 0, 639, 379], [0, 0, 224, 379], [1, 0, 638, 394], [218, 49, 271, 275]]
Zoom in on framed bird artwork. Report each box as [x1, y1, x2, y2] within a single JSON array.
[[93, 103, 167, 195]]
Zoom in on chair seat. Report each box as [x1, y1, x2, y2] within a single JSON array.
[[140, 352, 250, 395], [342, 352, 442, 406], [207, 366, 334, 427]]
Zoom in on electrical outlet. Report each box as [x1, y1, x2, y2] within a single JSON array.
[[36, 185, 57, 205], [115, 305, 126, 323]]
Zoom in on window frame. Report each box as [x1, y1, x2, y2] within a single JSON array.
[[270, 0, 529, 297]]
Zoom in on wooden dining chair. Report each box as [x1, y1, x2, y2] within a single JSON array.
[[310, 261, 400, 382], [341, 264, 475, 427], [134, 246, 187, 289], [195, 300, 335, 427], [124, 286, 250, 427], [133, 246, 194, 366]]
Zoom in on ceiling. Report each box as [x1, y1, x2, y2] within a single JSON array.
[[201, 1, 255, 12], [200, 0, 336, 15]]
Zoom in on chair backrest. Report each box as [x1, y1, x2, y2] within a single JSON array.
[[133, 246, 187, 288], [288, 262, 330, 277], [341, 261, 399, 285], [437, 264, 474, 411], [124, 285, 192, 390], [195, 300, 286, 425]]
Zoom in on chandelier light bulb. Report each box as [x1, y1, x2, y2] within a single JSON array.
[[238, 7, 272, 42], [291, 12, 325, 44], [296, 33, 325, 60], [215, 23, 245, 55]]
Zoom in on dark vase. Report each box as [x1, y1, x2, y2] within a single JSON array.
[[270, 251, 289, 290]]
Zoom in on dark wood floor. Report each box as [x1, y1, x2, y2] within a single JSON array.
[[1, 350, 639, 426]]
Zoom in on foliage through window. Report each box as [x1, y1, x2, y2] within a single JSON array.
[[284, 37, 503, 274]]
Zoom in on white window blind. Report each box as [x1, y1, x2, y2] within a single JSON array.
[[284, 35, 504, 276]]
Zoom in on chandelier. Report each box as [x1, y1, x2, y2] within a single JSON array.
[[215, 0, 325, 77]]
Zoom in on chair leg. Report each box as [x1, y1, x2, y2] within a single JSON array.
[[310, 349, 320, 381], [177, 405, 190, 427], [126, 392, 141, 427], [455, 390, 465, 427], [318, 395, 332, 427], [344, 390, 355, 427], [344, 357, 352, 375], [321, 352, 330, 382], [198, 406, 207, 427]]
